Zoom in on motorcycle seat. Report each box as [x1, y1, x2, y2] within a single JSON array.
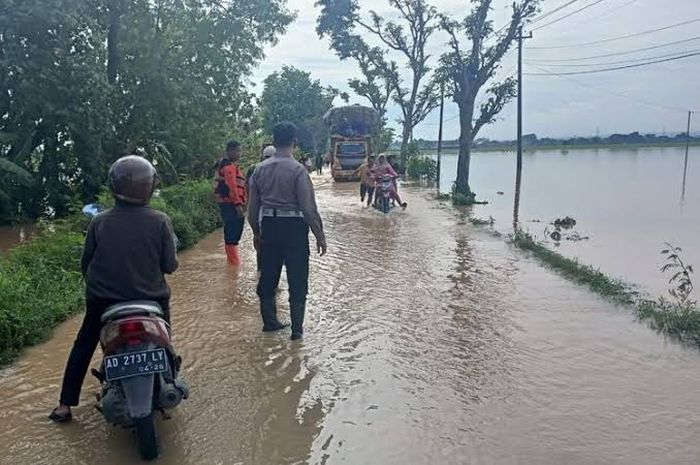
[[101, 300, 164, 324]]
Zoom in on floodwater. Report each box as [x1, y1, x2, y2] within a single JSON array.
[[3, 180, 700, 464], [0, 224, 35, 253], [435, 146, 700, 296]]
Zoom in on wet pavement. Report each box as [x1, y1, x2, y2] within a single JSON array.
[[2, 179, 700, 464]]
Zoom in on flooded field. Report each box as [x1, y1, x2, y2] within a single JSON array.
[[435, 146, 700, 296], [2, 180, 700, 464]]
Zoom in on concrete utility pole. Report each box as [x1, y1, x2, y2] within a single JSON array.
[[514, 26, 532, 230], [682, 111, 693, 200], [436, 84, 445, 194]]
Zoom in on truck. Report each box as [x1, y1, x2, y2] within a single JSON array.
[[323, 105, 380, 182]]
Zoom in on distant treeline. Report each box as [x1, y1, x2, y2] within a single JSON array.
[[403, 132, 700, 151]]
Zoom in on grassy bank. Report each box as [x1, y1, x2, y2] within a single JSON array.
[[0, 180, 221, 365], [510, 230, 700, 348]]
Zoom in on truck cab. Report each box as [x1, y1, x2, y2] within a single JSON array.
[[330, 136, 370, 182]]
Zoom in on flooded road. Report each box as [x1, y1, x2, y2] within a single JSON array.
[[436, 146, 700, 296], [2, 180, 700, 464]]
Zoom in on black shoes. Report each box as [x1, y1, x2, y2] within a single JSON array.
[[291, 332, 303, 341], [262, 321, 290, 332]]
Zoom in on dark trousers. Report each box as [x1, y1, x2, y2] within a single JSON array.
[[59, 296, 170, 406], [360, 183, 375, 204], [256, 217, 309, 313], [219, 203, 245, 245]]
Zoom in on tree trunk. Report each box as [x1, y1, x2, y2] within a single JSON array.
[[455, 101, 475, 196], [399, 121, 412, 164], [106, 0, 121, 84]]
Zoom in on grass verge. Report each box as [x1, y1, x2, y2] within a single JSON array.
[[0, 180, 221, 365], [511, 230, 700, 348]]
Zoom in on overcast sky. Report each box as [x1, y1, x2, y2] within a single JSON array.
[[252, 0, 700, 140]]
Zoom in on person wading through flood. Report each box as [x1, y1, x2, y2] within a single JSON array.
[[247, 145, 276, 275], [353, 155, 376, 207], [214, 140, 248, 266], [248, 122, 327, 340], [49, 156, 178, 422]]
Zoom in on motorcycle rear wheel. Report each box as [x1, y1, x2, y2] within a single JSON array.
[[135, 413, 158, 460], [380, 196, 390, 214]]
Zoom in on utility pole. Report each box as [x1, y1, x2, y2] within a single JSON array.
[[514, 26, 532, 230], [682, 111, 693, 200], [436, 84, 445, 194]]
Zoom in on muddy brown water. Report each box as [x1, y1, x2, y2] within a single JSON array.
[[2, 180, 700, 464]]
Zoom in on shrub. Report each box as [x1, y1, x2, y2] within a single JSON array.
[[406, 156, 438, 182], [0, 180, 221, 364]]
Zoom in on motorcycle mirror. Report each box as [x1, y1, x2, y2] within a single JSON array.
[[82, 203, 104, 218]]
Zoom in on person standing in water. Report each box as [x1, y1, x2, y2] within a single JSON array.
[[353, 155, 376, 207], [214, 140, 248, 266], [248, 122, 327, 340]]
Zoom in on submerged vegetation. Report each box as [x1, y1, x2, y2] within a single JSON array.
[[508, 230, 700, 348], [0, 181, 220, 365]]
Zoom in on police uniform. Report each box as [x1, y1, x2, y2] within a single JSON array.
[[248, 153, 326, 338]]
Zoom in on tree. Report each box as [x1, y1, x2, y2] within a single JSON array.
[[259, 67, 338, 156], [439, 0, 538, 198], [0, 0, 293, 223], [316, 0, 441, 162]]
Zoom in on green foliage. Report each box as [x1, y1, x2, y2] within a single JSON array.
[[0, 0, 293, 224], [510, 231, 700, 349], [260, 66, 337, 156], [406, 156, 437, 182], [0, 180, 221, 364], [511, 230, 635, 302]]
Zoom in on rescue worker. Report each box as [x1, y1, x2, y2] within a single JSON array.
[[248, 122, 327, 340], [214, 140, 248, 266], [50, 156, 178, 423]]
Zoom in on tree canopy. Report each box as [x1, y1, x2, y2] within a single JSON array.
[[259, 66, 338, 156], [439, 0, 539, 197], [0, 0, 293, 223]]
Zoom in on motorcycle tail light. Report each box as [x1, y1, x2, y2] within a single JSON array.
[[101, 317, 171, 354]]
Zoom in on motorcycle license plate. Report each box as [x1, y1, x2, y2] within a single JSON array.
[[104, 348, 168, 382]]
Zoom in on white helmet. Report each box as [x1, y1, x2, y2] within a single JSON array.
[[262, 145, 276, 159]]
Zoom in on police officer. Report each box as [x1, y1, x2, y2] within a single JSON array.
[[248, 122, 327, 340]]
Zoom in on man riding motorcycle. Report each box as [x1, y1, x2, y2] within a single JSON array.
[[50, 156, 178, 423]]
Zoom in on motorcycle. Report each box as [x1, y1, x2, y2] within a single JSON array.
[[92, 301, 188, 460], [82, 204, 187, 460], [375, 174, 394, 214]]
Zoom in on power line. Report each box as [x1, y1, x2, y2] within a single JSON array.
[[530, 0, 583, 25], [526, 48, 700, 67], [570, 0, 641, 25], [532, 0, 607, 31], [527, 64, 696, 113], [527, 36, 700, 62], [530, 17, 700, 49], [525, 50, 700, 75]]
